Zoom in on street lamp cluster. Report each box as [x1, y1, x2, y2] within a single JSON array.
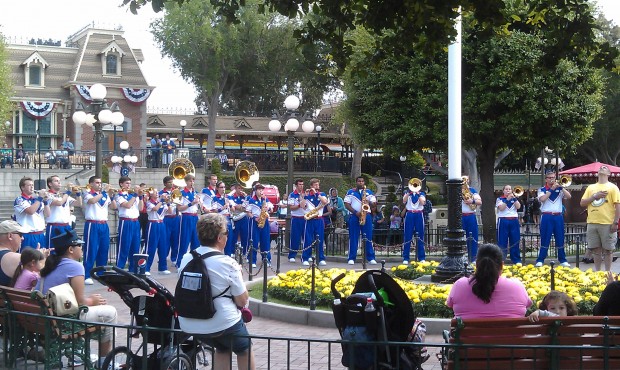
[[268, 95, 315, 272], [72, 83, 125, 178], [111, 140, 137, 176]]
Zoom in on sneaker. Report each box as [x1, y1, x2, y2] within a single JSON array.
[[319, 260, 327, 266], [348, 260, 355, 265], [515, 263, 523, 267], [159, 270, 171, 275], [289, 258, 296, 263], [369, 260, 377, 265], [535, 262, 543, 267], [302, 261, 310, 266], [419, 260, 426, 263], [560, 262, 570, 268], [402, 260, 409, 265], [84, 278, 94, 285], [252, 263, 257, 268], [145, 271, 151, 276]]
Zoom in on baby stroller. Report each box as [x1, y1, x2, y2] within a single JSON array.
[[91, 266, 211, 370], [331, 269, 424, 370]]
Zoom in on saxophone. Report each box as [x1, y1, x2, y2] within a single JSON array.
[[257, 199, 269, 228], [359, 186, 370, 226], [304, 204, 321, 220], [462, 177, 477, 211]]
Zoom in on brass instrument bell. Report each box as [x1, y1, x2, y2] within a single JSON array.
[[408, 178, 423, 193], [513, 186, 524, 197], [168, 158, 196, 188], [559, 175, 572, 187], [235, 161, 259, 189]]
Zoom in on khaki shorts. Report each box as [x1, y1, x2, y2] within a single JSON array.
[[586, 223, 617, 251]]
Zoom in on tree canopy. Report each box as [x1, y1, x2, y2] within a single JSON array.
[[0, 36, 13, 142], [150, 0, 335, 154], [340, 18, 605, 242], [126, 0, 618, 72]]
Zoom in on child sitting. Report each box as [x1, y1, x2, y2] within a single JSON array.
[[10, 247, 45, 291], [528, 290, 577, 322]]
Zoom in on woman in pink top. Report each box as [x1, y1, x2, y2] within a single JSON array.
[[446, 244, 532, 319]]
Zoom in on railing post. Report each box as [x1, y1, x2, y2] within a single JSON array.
[[521, 237, 526, 264], [276, 225, 282, 274], [248, 239, 253, 282], [414, 232, 419, 262], [362, 233, 367, 270], [576, 235, 581, 268], [310, 235, 318, 310], [262, 252, 268, 303], [550, 261, 555, 290]]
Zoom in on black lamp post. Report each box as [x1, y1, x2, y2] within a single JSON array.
[[316, 125, 322, 171], [72, 84, 124, 179], [180, 119, 187, 148], [269, 95, 315, 274]]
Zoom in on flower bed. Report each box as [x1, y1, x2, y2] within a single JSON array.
[[266, 263, 607, 318]]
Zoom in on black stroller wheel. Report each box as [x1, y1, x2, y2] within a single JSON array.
[[162, 352, 192, 370], [101, 346, 134, 369]]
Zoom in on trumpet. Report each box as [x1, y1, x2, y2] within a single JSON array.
[[169, 189, 183, 205], [305, 188, 316, 196], [34, 189, 49, 200], [559, 175, 572, 187], [513, 186, 524, 198], [65, 184, 90, 193]]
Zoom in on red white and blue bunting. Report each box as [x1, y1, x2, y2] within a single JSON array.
[[121, 88, 151, 105], [75, 85, 92, 102], [20, 101, 56, 119]]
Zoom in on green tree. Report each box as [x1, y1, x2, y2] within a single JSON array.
[[127, 0, 617, 72], [150, 0, 333, 155], [341, 26, 604, 242], [0, 36, 14, 142]]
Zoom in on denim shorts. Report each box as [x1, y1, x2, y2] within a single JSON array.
[[196, 319, 251, 354]]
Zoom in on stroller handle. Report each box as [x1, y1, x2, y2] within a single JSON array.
[[91, 265, 152, 292], [331, 273, 346, 299], [367, 272, 384, 306]]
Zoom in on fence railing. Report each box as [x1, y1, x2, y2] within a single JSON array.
[[4, 309, 620, 370]]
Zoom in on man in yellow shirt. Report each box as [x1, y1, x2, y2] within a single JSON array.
[[580, 165, 620, 271]]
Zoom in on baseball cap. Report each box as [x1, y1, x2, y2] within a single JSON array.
[[50, 229, 84, 255], [0, 220, 26, 234]]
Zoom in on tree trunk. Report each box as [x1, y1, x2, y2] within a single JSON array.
[[478, 149, 497, 244], [207, 105, 217, 157], [463, 148, 479, 189], [352, 145, 363, 178]]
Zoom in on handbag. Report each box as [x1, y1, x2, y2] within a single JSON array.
[[42, 278, 79, 316]]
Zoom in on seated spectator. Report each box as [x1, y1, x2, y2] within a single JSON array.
[[15, 143, 30, 168], [528, 290, 577, 322], [55, 149, 69, 169], [446, 243, 532, 319], [36, 230, 118, 367], [0, 143, 14, 168], [45, 147, 56, 168], [593, 271, 620, 316], [0, 220, 27, 286]]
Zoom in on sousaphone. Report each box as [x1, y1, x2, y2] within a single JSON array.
[[168, 158, 195, 188], [235, 161, 259, 189]]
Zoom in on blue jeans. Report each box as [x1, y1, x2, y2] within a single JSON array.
[[196, 319, 251, 354]]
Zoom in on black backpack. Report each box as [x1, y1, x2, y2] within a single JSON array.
[[175, 250, 230, 319]]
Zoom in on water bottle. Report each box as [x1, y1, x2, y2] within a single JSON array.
[[364, 297, 375, 312], [364, 297, 377, 332]]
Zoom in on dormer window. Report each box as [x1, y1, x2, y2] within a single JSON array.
[[106, 54, 118, 74], [100, 40, 126, 76], [21, 52, 49, 88]]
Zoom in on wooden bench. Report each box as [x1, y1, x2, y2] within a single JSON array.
[[442, 316, 620, 370], [31, 154, 94, 170], [0, 286, 99, 369]]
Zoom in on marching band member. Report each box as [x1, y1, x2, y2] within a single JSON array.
[[145, 187, 172, 275], [82, 176, 112, 285], [228, 183, 250, 260], [160, 176, 180, 264], [496, 184, 522, 265], [287, 179, 307, 262], [462, 176, 482, 263], [176, 173, 201, 267], [403, 182, 426, 264], [344, 176, 377, 265], [301, 179, 328, 266], [535, 171, 571, 267], [44, 175, 82, 246], [246, 184, 273, 267], [199, 173, 218, 213], [14, 176, 46, 251], [211, 181, 234, 256], [115, 176, 142, 273]]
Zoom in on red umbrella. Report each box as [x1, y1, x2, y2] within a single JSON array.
[[559, 162, 620, 178]]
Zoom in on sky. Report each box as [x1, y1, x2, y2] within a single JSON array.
[[0, 0, 618, 111]]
